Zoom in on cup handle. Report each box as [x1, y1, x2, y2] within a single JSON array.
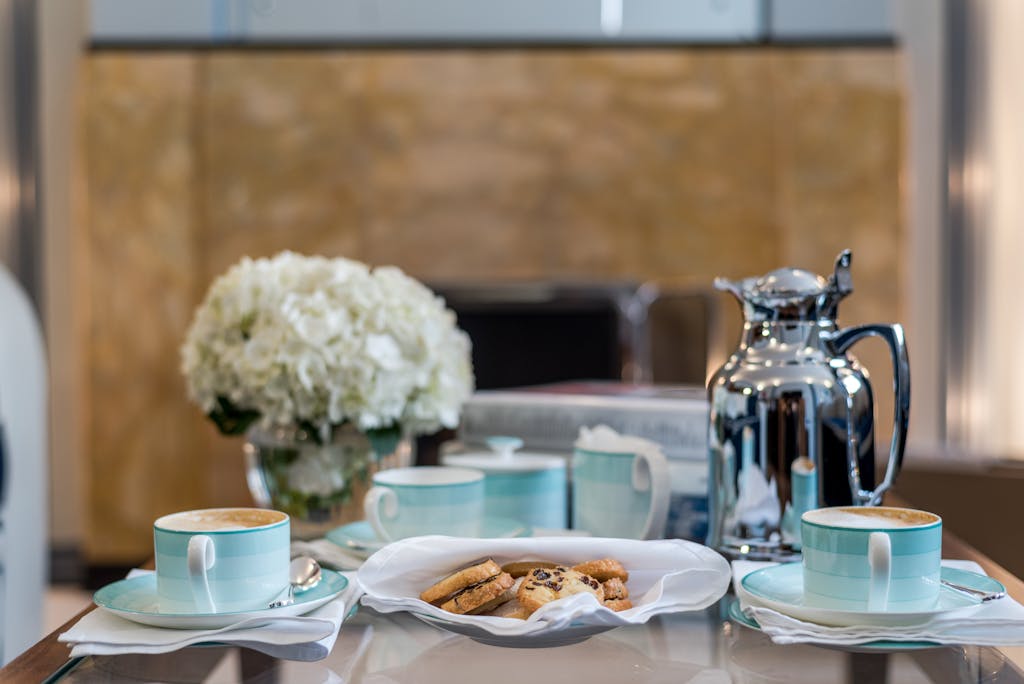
[[868, 531, 892, 611], [633, 448, 671, 540], [364, 486, 399, 542], [187, 535, 217, 613]]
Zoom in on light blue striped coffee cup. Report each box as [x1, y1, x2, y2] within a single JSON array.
[[154, 508, 290, 614], [363, 466, 485, 542], [572, 444, 670, 539], [801, 506, 942, 612]]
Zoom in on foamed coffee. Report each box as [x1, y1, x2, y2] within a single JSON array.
[[156, 508, 287, 532], [803, 506, 938, 530]]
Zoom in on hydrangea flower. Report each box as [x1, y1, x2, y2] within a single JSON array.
[[181, 251, 474, 438]]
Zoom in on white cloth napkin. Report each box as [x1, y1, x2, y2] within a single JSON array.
[[733, 560, 1024, 646], [291, 529, 590, 573], [575, 424, 664, 460], [359, 535, 731, 638], [60, 570, 363, 661]]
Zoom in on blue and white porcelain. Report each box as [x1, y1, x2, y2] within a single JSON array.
[[443, 437, 568, 529], [571, 430, 670, 539], [363, 466, 485, 542], [94, 569, 349, 630], [154, 508, 290, 614], [740, 563, 1001, 628], [801, 507, 942, 612]]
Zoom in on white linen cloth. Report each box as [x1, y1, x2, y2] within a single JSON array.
[[59, 570, 363, 661], [575, 424, 665, 460], [733, 560, 1024, 646], [291, 528, 590, 574], [359, 535, 731, 638]]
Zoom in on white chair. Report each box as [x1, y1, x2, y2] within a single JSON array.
[[0, 263, 47, 664]]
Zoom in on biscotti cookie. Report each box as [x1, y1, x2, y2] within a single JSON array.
[[465, 576, 522, 616], [501, 560, 559, 578], [604, 598, 633, 612], [488, 597, 532, 620], [601, 577, 629, 601], [517, 566, 604, 614], [573, 558, 629, 583], [420, 559, 502, 605], [440, 572, 516, 615]]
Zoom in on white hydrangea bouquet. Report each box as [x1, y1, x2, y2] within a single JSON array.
[[181, 251, 474, 532]]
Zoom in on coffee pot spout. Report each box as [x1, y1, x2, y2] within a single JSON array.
[[714, 276, 747, 304], [821, 249, 854, 318]]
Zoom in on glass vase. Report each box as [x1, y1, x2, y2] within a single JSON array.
[[244, 423, 414, 540]]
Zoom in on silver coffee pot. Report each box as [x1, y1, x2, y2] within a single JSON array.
[[706, 250, 910, 561]]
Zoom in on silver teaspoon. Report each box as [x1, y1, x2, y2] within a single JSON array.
[[292, 556, 322, 593], [268, 556, 323, 609], [941, 578, 1005, 603]]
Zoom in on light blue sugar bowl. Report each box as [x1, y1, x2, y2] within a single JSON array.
[[442, 436, 568, 529]]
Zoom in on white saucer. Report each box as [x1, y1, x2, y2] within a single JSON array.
[[325, 517, 532, 558], [740, 563, 1004, 628], [93, 569, 349, 629]]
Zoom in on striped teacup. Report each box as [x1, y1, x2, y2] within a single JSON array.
[[801, 506, 942, 612], [154, 507, 290, 614]]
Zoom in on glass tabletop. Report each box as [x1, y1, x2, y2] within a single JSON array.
[[50, 596, 1024, 684]]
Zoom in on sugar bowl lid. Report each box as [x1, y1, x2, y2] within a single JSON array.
[[442, 436, 565, 473]]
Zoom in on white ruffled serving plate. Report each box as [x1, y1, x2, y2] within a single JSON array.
[[357, 535, 731, 647]]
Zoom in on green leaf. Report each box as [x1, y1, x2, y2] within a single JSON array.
[[366, 425, 402, 460], [208, 396, 261, 436]]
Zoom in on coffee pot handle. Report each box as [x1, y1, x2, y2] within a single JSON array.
[[829, 323, 910, 505]]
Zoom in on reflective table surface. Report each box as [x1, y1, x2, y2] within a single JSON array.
[[9, 496, 1023, 684], [49, 595, 1024, 684]]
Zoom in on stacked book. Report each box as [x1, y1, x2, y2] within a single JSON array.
[[456, 381, 710, 542]]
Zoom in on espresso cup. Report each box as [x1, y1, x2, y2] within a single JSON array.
[[801, 506, 942, 612], [572, 444, 670, 539], [363, 466, 485, 542], [154, 507, 290, 614]]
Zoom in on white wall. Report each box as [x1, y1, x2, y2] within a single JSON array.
[[959, 0, 1024, 457], [893, 0, 947, 457]]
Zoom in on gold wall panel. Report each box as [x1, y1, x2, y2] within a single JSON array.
[[81, 55, 213, 563], [78, 48, 905, 563]]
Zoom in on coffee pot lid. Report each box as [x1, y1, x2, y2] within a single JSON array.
[[716, 250, 853, 320], [750, 268, 828, 300]]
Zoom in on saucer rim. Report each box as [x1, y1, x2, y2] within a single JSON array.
[[93, 568, 348, 619], [740, 562, 1004, 625]]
